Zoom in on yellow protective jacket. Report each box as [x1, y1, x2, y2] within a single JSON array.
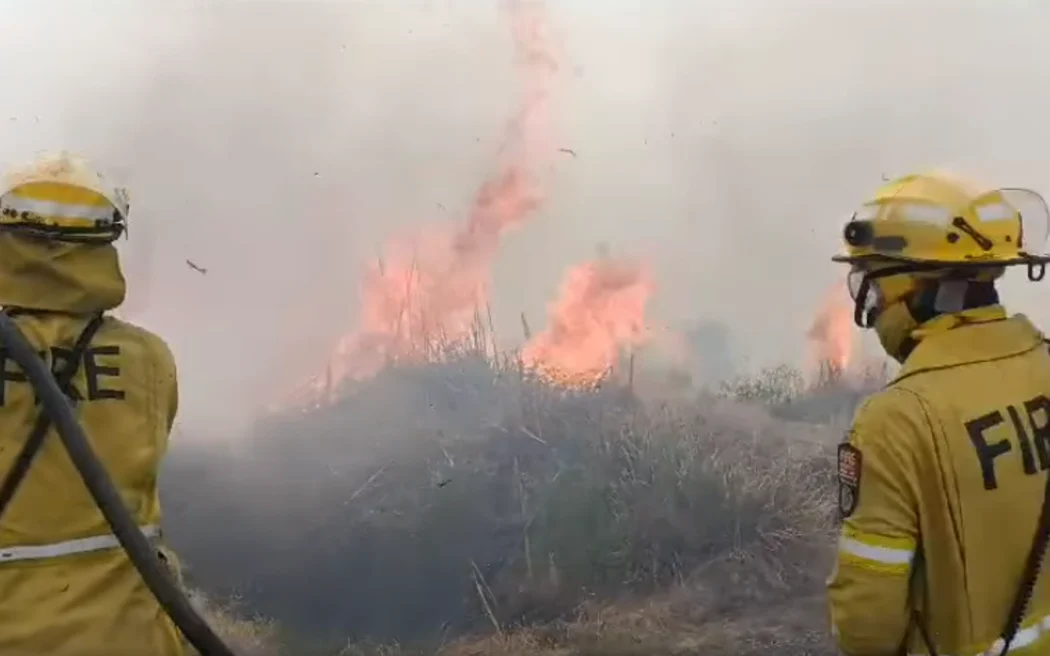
[[0, 234, 185, 655], [827, 306, 1050, 656]]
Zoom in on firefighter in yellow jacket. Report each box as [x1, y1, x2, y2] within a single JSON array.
[[826, 171, 1050, 655], [0, 152, 185, 655]]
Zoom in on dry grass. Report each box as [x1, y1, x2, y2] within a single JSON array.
[[333, 591, 835, 656], [165, 338, 880, 655], [185, 590, 283, 656]]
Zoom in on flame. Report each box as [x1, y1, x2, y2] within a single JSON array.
[[283, 0, 561, 407], [521, 256, 655, 389], [806, 281, 856, 378]]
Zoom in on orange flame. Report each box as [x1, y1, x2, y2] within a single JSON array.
[[283, 0, 561, 407], [522, 256, 655, 389], [806, 281, 856, 378]]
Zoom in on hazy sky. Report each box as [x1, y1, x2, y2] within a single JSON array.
[[3, 0, 1050, 435]]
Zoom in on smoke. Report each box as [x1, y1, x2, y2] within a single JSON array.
[[4, 1, 538, 435], [657, 2, 1050, 365], [5, 1, 1050, 436], [287, 0, 563, 402]]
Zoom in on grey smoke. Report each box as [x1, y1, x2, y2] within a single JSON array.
[[3, 0, 1050, 436]]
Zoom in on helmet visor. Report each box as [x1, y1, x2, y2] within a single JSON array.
[[848, 266, 880, 315], [1001, 188, 1050, 256]]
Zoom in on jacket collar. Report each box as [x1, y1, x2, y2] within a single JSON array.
[[892, 306, 1045, 383]]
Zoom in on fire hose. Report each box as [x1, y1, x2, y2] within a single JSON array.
[[0, 312, 236, 656]]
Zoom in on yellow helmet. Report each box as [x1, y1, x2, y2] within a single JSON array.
[[834, 171, 1050, 328], [834, 171, 1050, 271], [0, 152, 129, 243]]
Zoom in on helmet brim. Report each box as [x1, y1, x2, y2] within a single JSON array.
[[832, 253, 1050, 268]]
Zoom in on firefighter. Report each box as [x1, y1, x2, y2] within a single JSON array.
[[826, 171, 1050, 655], [0, 152, 185, 655]]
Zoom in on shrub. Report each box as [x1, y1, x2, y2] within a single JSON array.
[[164, 351, 854, 654]]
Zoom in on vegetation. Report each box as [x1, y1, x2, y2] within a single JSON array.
[[167, 348, 884, 655]]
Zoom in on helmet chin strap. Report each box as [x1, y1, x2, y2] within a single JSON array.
[[932, 279, 968, 313], [912, 278, 1000, 321]]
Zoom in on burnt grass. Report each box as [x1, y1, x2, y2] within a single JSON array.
[[163, 354, 880, 655]]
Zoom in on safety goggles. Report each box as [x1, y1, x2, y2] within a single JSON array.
[[847, 263, 917, 328]]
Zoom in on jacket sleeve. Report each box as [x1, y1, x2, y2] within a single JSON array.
[[827, 389, 923, 655]]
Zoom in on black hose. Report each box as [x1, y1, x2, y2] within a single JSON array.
[[0, 313, 236, 656], [0, 314, 104, 523]]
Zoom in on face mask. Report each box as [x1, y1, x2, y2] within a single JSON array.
[[873, 299, 920, 363], [848, 263, 927, 362]]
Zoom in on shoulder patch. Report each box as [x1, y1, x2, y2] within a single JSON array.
[[837, 443, 862, 519]]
